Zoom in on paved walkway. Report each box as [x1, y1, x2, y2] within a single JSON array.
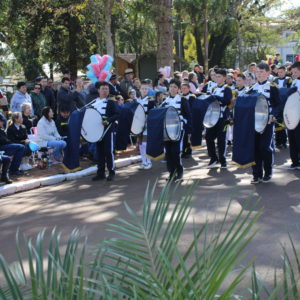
[[0, 147, 299, 289]]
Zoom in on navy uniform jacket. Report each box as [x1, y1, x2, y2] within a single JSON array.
[[247, 81, 280, 118], [92, 97, 120, 132], [161, 94, 192, 134], [274, 77, 292, 88], [211, 84, 233, 119], [288, 77, 300, 97]]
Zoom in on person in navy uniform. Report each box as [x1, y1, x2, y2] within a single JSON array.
[[180, 83, 196, 158], [206, 69, 232, 168], [274, 66, 292, 88], [201, 68, 217, 95], [108, 74, 122, 96], [161, 79, 192, 181], [136, 80, 157, 170], [247, 63, 280, 183], [92, 81, 120, 181], [287, 61, 300, 170]]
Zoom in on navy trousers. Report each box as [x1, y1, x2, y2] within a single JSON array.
[[164, 132, 183, 177], [205, 118, 227, 164], [0, 144, 25, 173], [288, 122, 300, 165], [0, 155, 11, 177], [96, 130, 115, 176], [252, 123, 274, 178]]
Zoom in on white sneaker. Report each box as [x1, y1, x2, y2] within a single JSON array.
[[25, 163, 33, 170], [138, 164, 146, 170], [19, 163, 30, 171], [144, 163, 152, 170]]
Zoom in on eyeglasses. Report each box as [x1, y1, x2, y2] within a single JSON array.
[[35, 87, 41, 90]]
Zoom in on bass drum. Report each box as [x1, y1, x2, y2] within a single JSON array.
[[283, 92, 300, 130], [255, 94, 269, 133], [203, 100, 221, 128], [131, 103, 146, 135], [81, 108, 104, 143], [164, 106, 181, 141]]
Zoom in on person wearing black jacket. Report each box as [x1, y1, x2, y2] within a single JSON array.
[[247, 63, 280, 183], [161, 79, 192, 181], [57, 77, 84, 112], [55, 109, 70, 137], [41, 77, 56, 114], [6, 112, 32, 157], [0, 114, 25, 176], [108, 74, 122, 96], [92, 81, 120, 182]]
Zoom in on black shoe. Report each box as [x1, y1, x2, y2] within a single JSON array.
[[220, 163, 227, 169], [92, 174, 106, 181], [181, 154, 191, 159], [207, 159, 218, 168], [288, 163, 299, 170], [174, 173, 183, 181], [107, 173, 115, 181], [251, 177, 262, 184], [262, 175, 272, 183], [1, 176, 13, 184]]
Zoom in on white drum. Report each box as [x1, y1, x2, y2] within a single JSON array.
[[203, 100, 221, 128], [81, 108, 104, 143], [255, 94, 269, 133], [131, 103, 146, 135], [283, 92, 300, 130]]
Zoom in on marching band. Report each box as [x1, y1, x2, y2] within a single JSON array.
[[78, 61, 300, 184]]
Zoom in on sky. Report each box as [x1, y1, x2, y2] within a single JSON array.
[[268, 0, 300, 17]]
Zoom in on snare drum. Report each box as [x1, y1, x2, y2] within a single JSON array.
[[81, 107, 104, 143]]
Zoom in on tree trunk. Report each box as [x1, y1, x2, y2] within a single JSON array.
[[155, 0, 174, 72], [194, 26, 204, 66], [89, 0, 102, 53], [104, 0, 115, 57], [203, 3, 209, 72], [67, 15, 79, 80]]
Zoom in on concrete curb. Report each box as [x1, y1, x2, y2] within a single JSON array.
[[0, 155, 141, 197]]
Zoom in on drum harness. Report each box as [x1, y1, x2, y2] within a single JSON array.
[[161, 95, 187, 130], [80, 97, 113, 140]]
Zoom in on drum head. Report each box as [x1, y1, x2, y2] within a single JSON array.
[[81, 108, 104, 143], [164, 107, 181, 141], [131, 103, 146, 135], [203, 101, 220, 128], [283, 92, 300, 130], [255, 94, 269, 133]]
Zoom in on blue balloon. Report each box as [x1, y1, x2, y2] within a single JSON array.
[[90, 55, 98, 63], [87, 64, 93, 72], [103, 63, 111, 72], [105, 73, 112, 81], [29, 141, 40, 152]]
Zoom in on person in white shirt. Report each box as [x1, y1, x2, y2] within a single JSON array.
[[37, 106, 66, 162]]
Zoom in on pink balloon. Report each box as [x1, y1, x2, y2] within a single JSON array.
[[96, 54, 102, 62], [99, 70, 109, 81], [98, 55, 109, 71], [91, 63, 101, 78]]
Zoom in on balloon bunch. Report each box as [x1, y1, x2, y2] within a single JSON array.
[[159, 66, 171, 80], [87, 54, 114, 84]]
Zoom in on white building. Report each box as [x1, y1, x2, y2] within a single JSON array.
[[275, 30, 299, 64]]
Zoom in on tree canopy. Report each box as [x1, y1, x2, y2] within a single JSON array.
[[0, 0, 297, 80]]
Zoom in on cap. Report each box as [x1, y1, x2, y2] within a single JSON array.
[[110, 74, 117, 80], [63, 70, 70, 75], [124, 68, 134, 75], [35, 76, 43, 82], [227, 73, 234, 78]]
